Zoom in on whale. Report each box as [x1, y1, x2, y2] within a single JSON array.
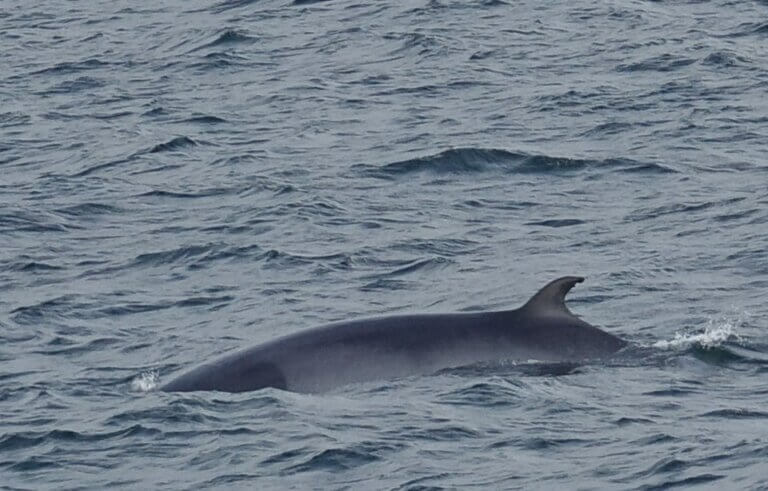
[[161, 276, 626, 393]]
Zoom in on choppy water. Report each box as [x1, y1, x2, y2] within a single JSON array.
[[3, 0, 768, 489]]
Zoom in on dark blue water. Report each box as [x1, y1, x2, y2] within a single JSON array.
[[3, 0, 768, 488]]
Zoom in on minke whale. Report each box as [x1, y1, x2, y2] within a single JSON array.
[[161, 276, 626, 393]]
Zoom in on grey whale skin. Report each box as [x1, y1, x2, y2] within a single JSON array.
[[161, 276, 626, 393]]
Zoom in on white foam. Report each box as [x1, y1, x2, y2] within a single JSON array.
[[131, 370, 159, 392], [652, 313, 745, 350]]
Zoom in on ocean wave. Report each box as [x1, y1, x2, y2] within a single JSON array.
[[360, 147, 673, 178], [148, 136, 199, 154], [616, 54, 697, 73], [187, 29, 258, 53]]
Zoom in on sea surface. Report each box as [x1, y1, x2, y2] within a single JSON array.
[[2, 0, 768, 489]]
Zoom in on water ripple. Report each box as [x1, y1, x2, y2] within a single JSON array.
[[3, 0, 768, 488]]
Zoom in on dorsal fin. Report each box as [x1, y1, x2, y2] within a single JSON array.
[[522, 276, 584, 315]]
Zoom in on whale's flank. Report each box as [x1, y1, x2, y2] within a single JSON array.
[[161, 276, 625, 393]]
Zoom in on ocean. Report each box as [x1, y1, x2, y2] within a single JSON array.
[[2, 0, 768, 489]]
